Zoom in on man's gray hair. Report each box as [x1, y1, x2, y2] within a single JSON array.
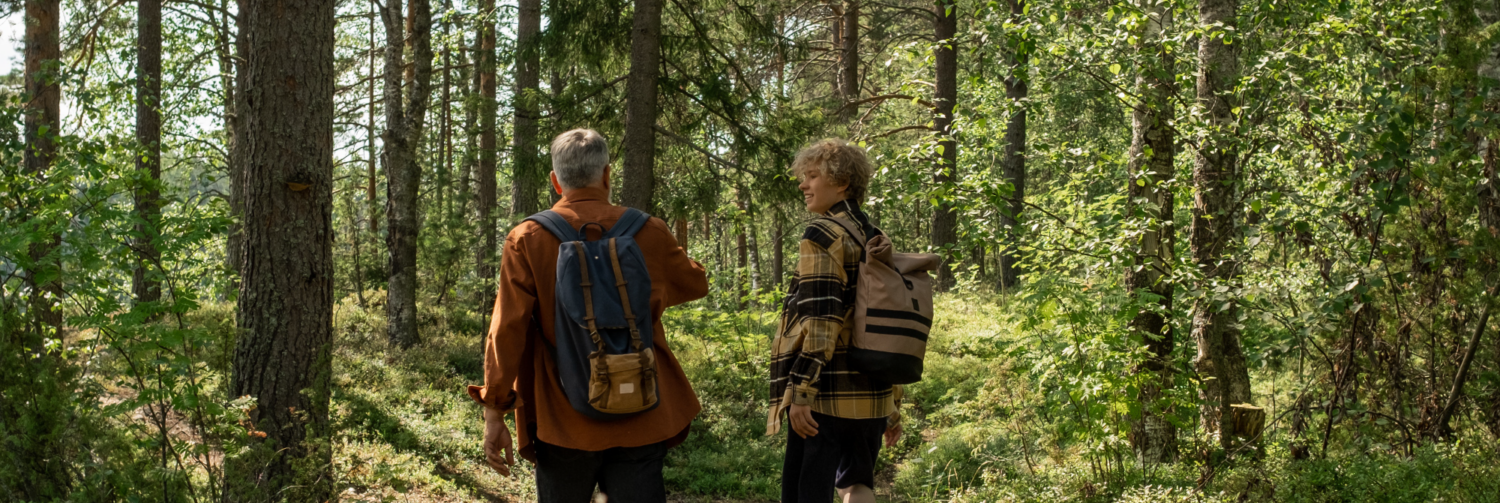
[[551, 129, 609, 190]]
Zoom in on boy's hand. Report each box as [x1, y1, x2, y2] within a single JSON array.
[[483, 407, 515, 476], [884, 422, 902, 448], [789, 404, 820, 438]]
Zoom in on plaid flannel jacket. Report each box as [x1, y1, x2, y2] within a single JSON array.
[[766, 199, 901, 436]]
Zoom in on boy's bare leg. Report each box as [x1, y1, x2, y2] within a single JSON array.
[[839, 483, 875, 503]]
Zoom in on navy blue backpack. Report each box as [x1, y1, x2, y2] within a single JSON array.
[[526, 209, 659, 421]]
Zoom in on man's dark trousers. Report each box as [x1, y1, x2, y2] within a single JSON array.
[[535, 439, 668, 503]]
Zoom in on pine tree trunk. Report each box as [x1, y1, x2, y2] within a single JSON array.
[[510, 0, 542, 217], [621, 0, 664, 212], [384, 0, 436, 349], [475, 0, 498, 316], [1190, 0, 1253, 449], [1126, 0, 1178, 464], [930, 0, 959, 291], [837, 0, 860, 125], [997, 0, 1026, 292], [134, 0, 163, 307], [225, 1, 336, 499], [24, 0, 63, 331]]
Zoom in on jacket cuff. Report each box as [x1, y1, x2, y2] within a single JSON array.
[[790, 384, 819, 406], [467, 385, 520, 412]]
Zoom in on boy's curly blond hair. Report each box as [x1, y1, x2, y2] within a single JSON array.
[[790, 138, 874, 205]]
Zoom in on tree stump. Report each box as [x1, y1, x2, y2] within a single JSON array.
[[1228, 403, 1266, 441]]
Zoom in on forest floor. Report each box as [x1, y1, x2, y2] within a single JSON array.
[[293, 292, 1500, 502]]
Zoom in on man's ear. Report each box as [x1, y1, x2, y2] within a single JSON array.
[[550, 171, 563, 195], [601, 165, 611, 190]]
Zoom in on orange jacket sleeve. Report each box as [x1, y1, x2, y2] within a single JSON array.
[[466, 225, 538, 411], [644, 217, 708, 307]]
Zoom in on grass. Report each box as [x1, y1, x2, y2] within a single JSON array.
[[97, 290, 1500, 502]]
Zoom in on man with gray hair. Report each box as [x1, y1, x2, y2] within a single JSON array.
[[468, 129, 708, 502]]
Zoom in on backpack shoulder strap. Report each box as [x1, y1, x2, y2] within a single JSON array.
[[604, 208, 651, 239], [525, 210, 582, 242], [821, 216, 868, 263]]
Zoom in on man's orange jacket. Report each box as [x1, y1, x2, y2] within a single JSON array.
[[467, 187, 709, 461]]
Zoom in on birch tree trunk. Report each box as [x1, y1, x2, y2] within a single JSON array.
[[1190, 0, 1254, 448], [1126, 0, 1178, 464]]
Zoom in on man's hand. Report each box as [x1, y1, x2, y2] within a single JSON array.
[[789, 404, 820, 438], [483, 406, 515, 476], [883, 422, 902, 448]]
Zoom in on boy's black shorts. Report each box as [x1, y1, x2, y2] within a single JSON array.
[[781, 411, 887, 502]]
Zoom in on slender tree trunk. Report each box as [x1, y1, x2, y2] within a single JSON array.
[[837, 0, 860, 125], [368, 6, 381, 234], [439, 0, 453, 220], [1125, 0, 1178, 464], [24, 0, 63, 331], [997, 0, 1027, 292], [930, 0, 959, 291], [772, 215, 785, 289], [134, 0, 163, 307], [1477, 1, 1500, 437], [384, 0, 436, 349], [737, 196, 749, 309], [512, 0, 542, 217], [1190, 0, 1253, 449], [675, 218, 689, 249], [217, 0, 242, 283], [621, 0, 664, 211], [476, 0, 498, 316], [456, 28, 476, 218], [225, 0, 336, 500]]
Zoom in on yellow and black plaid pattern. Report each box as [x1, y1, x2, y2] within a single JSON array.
[[767, 200, 900, 436]]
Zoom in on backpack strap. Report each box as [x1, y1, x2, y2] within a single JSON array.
[[822, 216, 869, 263], [525, 210, 583, 242], [604, 209, 650, 239]]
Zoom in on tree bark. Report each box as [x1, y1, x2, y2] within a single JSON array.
[[368, 5, 381, 234], [23, 0, 63, 331], [134, 0, 163, 307], [384, 0, 436, 349], [476, 0, 498, 316], [621, 0, 664, 212], [217, 0, 242, 281], [1125, 0, 1177, 464], [772, 215, 785, 289], [997, 0, 1026, 292], [837, 0, 860, 125], [511, 0, 543, 217], [225, 0, 336, 500], [1190, 0, 1253, 449], [930, 0, 959, 291], [439, 0, 453, 220]]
